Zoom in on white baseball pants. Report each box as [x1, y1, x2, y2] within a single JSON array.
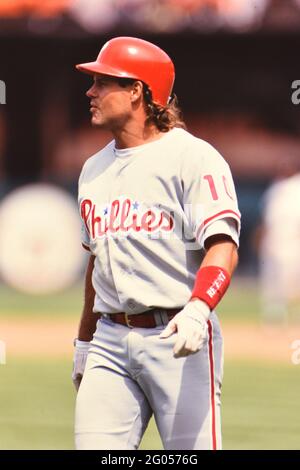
[[75, 313, 223, 450]]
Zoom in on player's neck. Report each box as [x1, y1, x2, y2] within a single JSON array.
[[113, 121, 164, 150]]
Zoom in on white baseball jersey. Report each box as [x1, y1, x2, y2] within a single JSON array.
[[260, 173, 300, 307], [261, 174, 300, 260], [78, 127, 241, 314]]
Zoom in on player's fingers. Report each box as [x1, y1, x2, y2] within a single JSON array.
[[190, 329, 207, 351], [175, 334, 205, 357], [175, 345, 199, 358], [159, 320, 177, 339], [192, 324, 207, 341], [174, 346, 190, 358], [194, 329, 206, 345], [190, 337, 204, 353], [182, 338, 199, 355], [173, 335, 187, 357]]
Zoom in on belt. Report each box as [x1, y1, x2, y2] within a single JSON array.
[[101, 307, 182, 329]]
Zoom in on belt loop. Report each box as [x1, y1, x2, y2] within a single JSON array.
[[153, 309, 171, 327], [153, 309, 164, 327], [160, 310, 171, 326]]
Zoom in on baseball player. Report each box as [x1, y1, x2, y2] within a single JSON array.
[[258, 156, 300, 323], [72, 36, 241, 450]]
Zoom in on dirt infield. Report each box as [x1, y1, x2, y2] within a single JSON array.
[[0, 319, 77, 358], [0, 318, 299, 363], [221, 322, 300, 364]]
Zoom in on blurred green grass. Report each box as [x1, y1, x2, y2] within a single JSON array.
[[0, 278, 261, 323], [0, 358, 75, 450], [0, 283, 84, 319], [222, 361, 300, 450], [0, 358, 299, 449]]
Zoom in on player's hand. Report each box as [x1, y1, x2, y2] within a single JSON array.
[[159, 300, 210, 358], [72, 339, 90, 391]]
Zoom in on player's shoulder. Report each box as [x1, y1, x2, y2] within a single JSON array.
[[174, 127, 228, 167], [79, 140, 115, 181], [286, 173, 300, 189]]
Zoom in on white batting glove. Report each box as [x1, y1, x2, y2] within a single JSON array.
[[72, 339, 90, 391], [159, 300, 210, 358]]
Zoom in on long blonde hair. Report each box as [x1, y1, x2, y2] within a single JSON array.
[[117, 77, 186, 132], [143, 85, 186, 132]]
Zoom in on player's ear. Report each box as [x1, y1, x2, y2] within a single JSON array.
[[130, 81, 143, 103]]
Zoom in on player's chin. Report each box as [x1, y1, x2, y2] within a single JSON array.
[[90, 115, 104, 127]]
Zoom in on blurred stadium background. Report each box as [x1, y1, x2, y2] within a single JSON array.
[[0, 0, 300, 450]]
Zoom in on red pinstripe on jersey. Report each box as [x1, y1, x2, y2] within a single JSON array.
[[208, 319, 217, 450]]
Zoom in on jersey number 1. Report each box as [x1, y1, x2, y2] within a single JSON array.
[[204, 175, 234, 201]]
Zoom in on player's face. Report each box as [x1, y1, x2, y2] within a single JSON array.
[[86, 75, 133, 130]]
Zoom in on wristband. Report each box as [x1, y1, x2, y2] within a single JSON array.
[[73, 338, 90, 349], [191, 266, 230, 311]]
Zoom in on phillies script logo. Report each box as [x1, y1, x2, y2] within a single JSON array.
[[80, 197, 174, 240]]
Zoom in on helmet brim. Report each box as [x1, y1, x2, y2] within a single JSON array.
[[76, 61, 138, 80]]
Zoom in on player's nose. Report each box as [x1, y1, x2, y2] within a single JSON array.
[[86, 85, 97, 98]]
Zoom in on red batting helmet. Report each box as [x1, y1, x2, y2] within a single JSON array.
[[76, 37, 175, 107]]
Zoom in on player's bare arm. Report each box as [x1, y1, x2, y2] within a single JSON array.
[[77, 254, 100, 341], [202, 234, 239, 275], [160, 235, 238, 358], [72, 255, 100, 391]]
